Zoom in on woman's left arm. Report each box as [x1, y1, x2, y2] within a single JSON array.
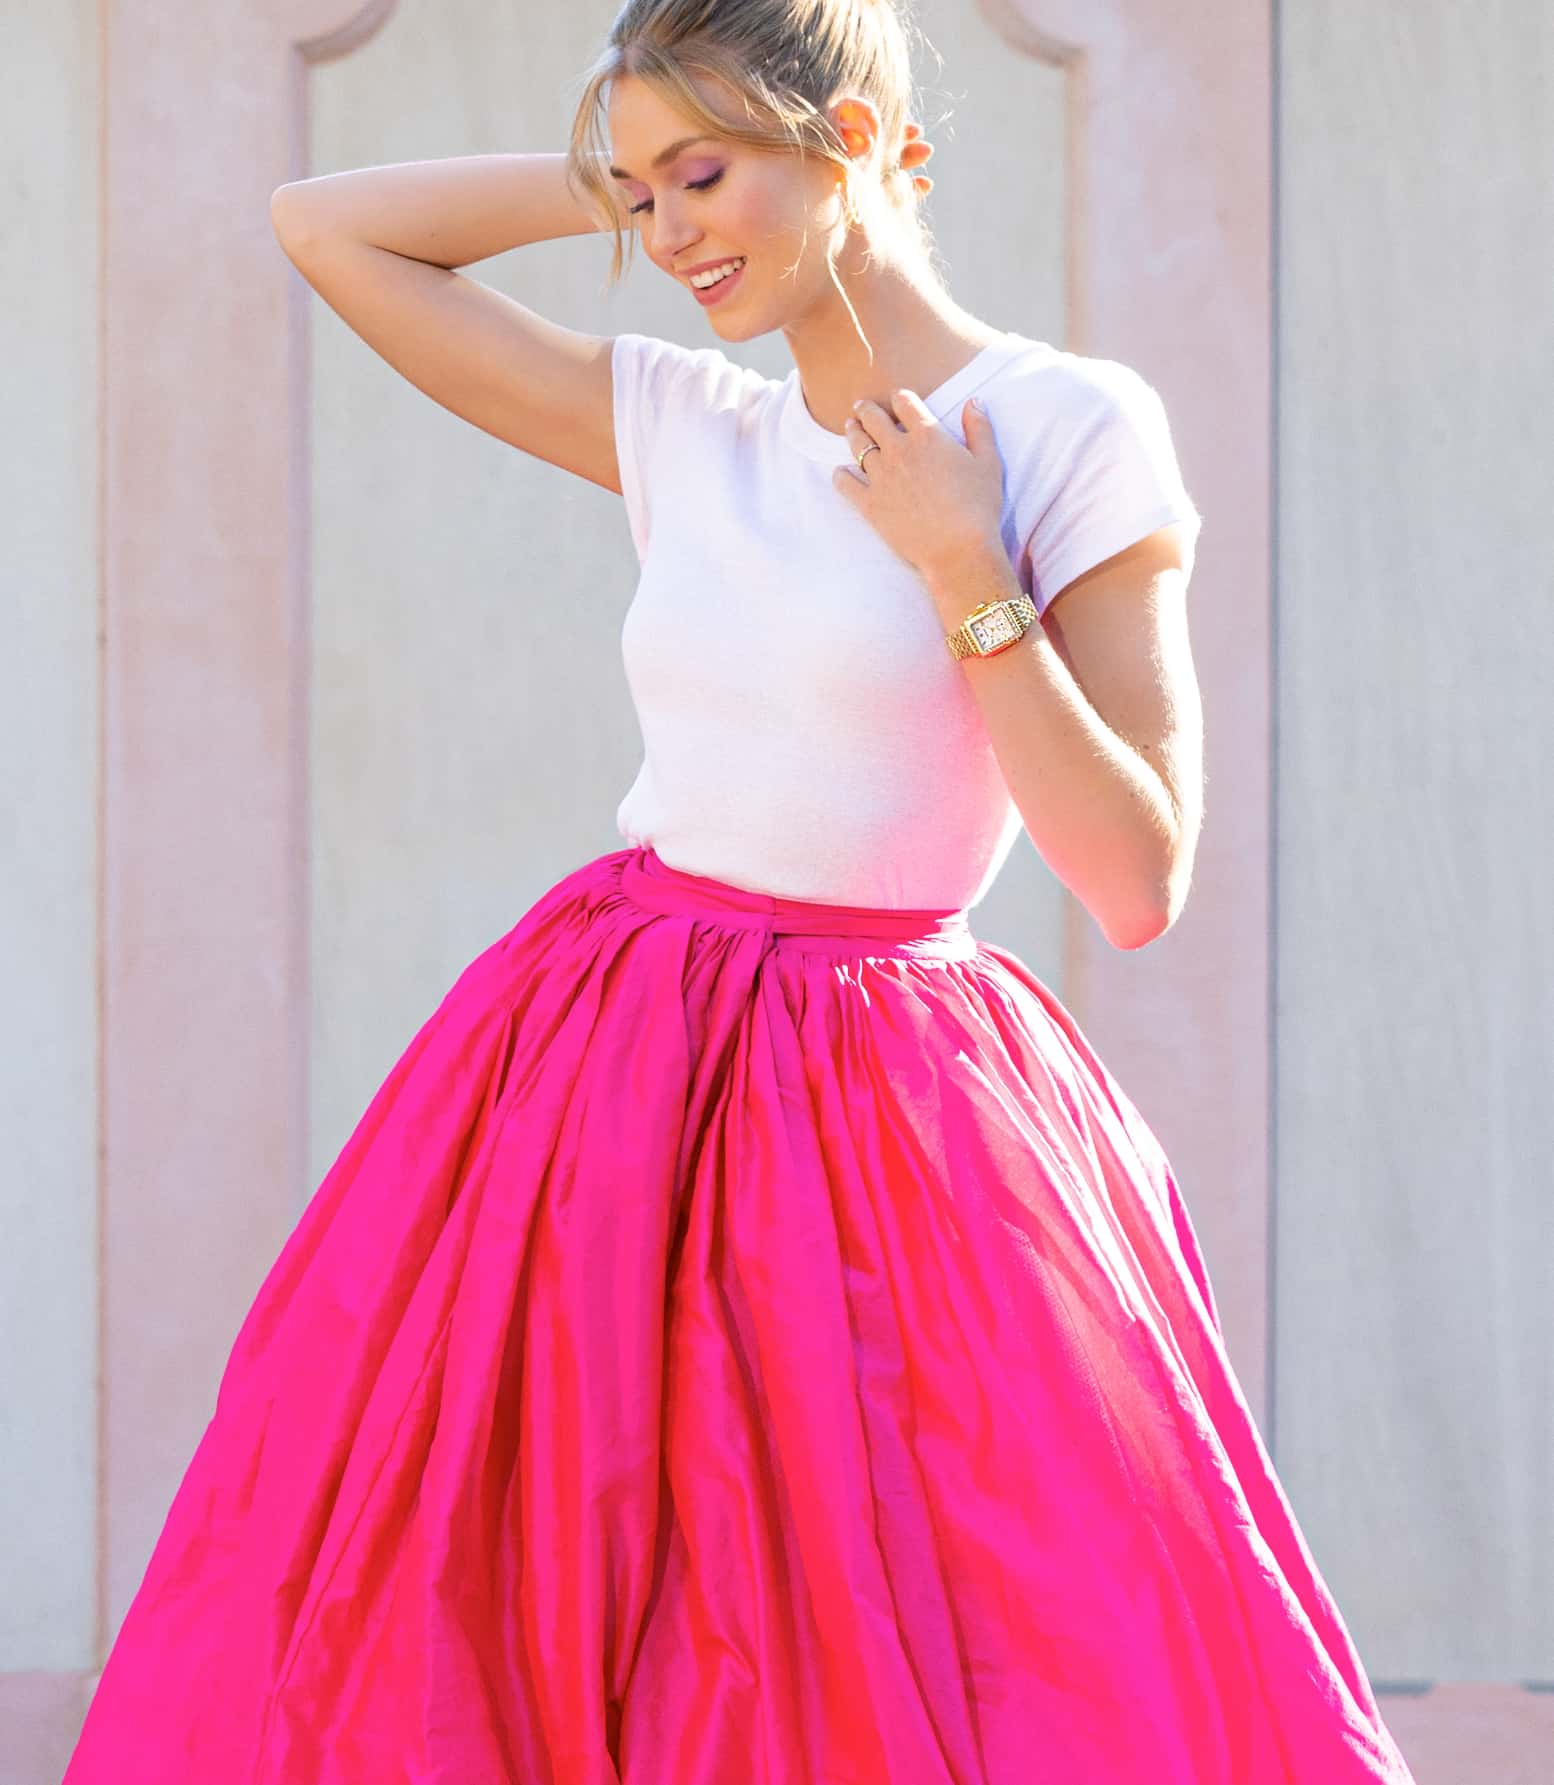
[[920, 523, 1203, 951]]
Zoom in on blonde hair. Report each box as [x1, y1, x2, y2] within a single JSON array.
[[564, 0, 948, 349]]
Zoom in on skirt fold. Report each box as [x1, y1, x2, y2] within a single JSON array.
[[63, 844, 1415, 1785]]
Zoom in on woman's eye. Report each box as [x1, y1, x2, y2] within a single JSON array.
[[628, 169, 724, 217]]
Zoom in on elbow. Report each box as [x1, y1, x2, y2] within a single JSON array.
[[270, 183, 325, 255], [1102, 864, 1191, 953], [270, 185, 304, 253], [269, 182, 298, 232], [1104, 906, 1172, 952]]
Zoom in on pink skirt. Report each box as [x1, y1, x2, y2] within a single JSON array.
[[64, 843, 1415, 1784]]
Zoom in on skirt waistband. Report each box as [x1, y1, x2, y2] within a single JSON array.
[[617, 847, 978, 962]]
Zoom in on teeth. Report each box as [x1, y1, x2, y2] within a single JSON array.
[[690, 258, 745, 289]]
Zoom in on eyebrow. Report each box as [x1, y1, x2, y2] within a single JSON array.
[[608, 135, 722, 180]]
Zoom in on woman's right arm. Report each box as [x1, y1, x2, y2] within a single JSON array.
[[270, 154, 633, 491]]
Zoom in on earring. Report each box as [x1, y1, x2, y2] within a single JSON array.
[[900, 121, 934, 196]]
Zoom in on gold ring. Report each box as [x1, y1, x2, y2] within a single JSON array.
[[855, 442, 881, 470]]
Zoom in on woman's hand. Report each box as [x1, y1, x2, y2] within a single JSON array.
[[833, 393, 1006, 590]]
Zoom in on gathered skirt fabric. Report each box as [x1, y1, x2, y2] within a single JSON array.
[[64, 843, 1415, 1785]]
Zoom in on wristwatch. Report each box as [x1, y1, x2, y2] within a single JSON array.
[[945, 594, 1039, 660]]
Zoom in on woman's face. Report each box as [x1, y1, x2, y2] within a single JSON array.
[[606, 72, 850, 339]]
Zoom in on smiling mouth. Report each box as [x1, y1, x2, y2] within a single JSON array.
[[685, 256, 747, 290]]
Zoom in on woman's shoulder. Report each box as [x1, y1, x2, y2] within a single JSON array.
[[611, 330, 779, 421], [985, 334, 1174, 435]]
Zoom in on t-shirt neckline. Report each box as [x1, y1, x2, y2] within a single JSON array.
[[779, 332, 1035, 463]]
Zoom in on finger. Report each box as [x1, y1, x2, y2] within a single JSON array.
[[888, 389, 935, 426], [831, 462, 866, 494], [851, 397, 900, 431]]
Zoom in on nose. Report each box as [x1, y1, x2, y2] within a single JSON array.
[[647, 200, 701, 268]]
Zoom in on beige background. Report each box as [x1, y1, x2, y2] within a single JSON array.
[[3, 0, 1550, 1778]]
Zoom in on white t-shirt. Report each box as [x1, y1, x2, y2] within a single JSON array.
[[610, 328, 1201, 910]]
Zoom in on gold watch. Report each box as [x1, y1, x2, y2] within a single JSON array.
[[945, 595, 1038, 660]]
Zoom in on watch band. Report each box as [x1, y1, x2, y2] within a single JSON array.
[[945, 594, 1038, 660]]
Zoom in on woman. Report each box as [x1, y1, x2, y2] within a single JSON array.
[[64, 0, 1417, 1780]]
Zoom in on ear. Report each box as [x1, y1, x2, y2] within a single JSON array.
[[830, 94, 881, 160]]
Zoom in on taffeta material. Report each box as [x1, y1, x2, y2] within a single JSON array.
[[63, 844, 1415, 1783]]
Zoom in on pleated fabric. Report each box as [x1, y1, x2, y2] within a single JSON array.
[[63, 844, 1416, 1785]]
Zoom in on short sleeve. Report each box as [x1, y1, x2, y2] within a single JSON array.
[[611, 330, 752, 563], [1022, 358, 1202, 612]]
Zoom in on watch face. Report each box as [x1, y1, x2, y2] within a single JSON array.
[[969, 606, 1019, 653]]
